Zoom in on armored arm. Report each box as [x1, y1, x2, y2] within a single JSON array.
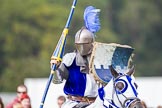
[[52, 63, 69, 84], [52, 52, 76, 84]]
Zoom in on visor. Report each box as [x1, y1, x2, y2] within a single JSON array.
[[75, 43, 93, 56]]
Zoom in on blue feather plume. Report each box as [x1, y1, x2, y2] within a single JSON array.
[[84, 6, 101, 33]]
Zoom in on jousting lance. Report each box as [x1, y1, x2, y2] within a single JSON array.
[[39, 0, 78, 108]]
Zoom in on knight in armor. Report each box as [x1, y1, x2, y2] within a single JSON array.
[[50, 6, 101, 108]]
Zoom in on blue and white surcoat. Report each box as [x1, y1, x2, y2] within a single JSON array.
[[64, 58, 86, 96], [54, 52, 98, 97]]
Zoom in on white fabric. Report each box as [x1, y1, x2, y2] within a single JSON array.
[[60, 74, 98, 108], [86, 96, 105, 108], [104, 78, 114, 100], [117, 76, 136, 98], [103, 99, 118, 108], [61, 99, 78, 108], [85, 79, 114, 108], [84, 74, 98, 97], [103, 75, 137, 108]]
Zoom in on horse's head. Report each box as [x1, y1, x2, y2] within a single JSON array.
[[104, 65, 143, 108]]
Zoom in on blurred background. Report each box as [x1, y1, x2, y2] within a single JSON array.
[[0, 0, 162, 107]]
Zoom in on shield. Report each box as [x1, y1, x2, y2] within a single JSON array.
[[89, 42, 134, 85]]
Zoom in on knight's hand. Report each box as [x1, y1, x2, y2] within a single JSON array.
[[50, 59, 61, 69]]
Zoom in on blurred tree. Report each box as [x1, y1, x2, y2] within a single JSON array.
[[101, 0, 162, 76], [0, 0, 162, 91], [0, 0, 73, 91]]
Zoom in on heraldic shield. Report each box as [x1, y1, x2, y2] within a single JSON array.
[[89, 42, 134, 85]]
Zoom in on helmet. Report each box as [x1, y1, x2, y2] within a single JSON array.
[[75, 27, 95, 56], [75, 27, 95, 44]]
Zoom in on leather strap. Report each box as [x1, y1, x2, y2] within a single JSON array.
[[67, 95, 96, 104]]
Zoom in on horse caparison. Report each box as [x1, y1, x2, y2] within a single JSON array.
[[109, 65, 144, 108]]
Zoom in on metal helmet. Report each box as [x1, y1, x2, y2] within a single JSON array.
[[75, 27, 95, 56]]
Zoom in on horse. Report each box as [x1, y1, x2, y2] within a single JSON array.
[[87, 65, 143, 108]]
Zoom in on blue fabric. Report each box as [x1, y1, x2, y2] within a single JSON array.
[[124, 99, 135, 107], [98, 86, 105, 101], [115, 79, 128, 94], [63, 59, 86, 96], [126, 76, 138, 97], [108, 100, 120, 108]]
